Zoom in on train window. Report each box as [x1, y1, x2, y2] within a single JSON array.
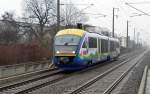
[[114, 42, 116, 50], [114, 42, 118, 49], [82, 41, 87, 48], [89, 37, 97, 48], [55, 35, 81, 45], [105, 40, 108, 52], [101, 39, 108, 53], [116, 42, 119, 48], [110, 41, 114, 52], [98, 39, 101, 53], [113, 42, 115, 50], [112, 41, 115, 51], [101, 39, 104, 53], [115, 42, 117, 49]]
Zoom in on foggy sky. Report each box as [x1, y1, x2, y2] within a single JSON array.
[[0, 0, 150, 46]]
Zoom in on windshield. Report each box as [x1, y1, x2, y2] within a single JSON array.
[[55, 35, 81, 53], [55, 46, 77, 52], [55, 35, 81, 45]]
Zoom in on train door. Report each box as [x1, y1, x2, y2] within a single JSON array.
[[108, 38, 110, 55], [114, 41, 120, 57], [101, 39, 109, 61], [88, 37, 98, 63], [80, 37, 88, 58], [116, 41, 120, 55], [98, 38, 101, 61]]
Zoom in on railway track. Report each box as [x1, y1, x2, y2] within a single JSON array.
[[0, 49, 143, 94], [0, 68, 61, 91], [102, 57, 144, 94], [67, 50, 147, 94]]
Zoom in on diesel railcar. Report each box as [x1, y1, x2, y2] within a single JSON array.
[[53, 29, 120, 70]]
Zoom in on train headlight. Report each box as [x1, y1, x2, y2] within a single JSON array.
[[56, 51, 60, 54], [72, 51, 75, 54]]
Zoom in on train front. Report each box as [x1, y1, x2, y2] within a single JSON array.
[[53, 29, 86, 70]]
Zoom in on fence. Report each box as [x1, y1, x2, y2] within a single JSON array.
[[0, 61, 50, 79], [0, 44, 51, 66]]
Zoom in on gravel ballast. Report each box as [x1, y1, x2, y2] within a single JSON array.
[[29, 49, 143, 94], [111, 50, 150, 94]]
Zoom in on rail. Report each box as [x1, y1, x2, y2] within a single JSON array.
[[0, 60, 50, 79], [68, 49, 147, 94]]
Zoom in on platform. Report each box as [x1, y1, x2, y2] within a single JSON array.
[[138, 66, 150, 94]]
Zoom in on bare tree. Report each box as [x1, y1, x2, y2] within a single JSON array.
[[23, 0, 56, 42], [18, 21, 35, 43], [0, 12, 21, 45], [23, 0, 88, 48], [61, 3, 88, 27]]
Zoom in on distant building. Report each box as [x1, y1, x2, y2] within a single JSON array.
[[119, 36, 136, 48], [119, 36, 127, 48], [83, 24, 112, 37]]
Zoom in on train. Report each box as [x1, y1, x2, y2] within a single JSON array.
[[53, 29, 120, 70]]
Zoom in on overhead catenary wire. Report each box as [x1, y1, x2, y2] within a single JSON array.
[[81, 13, 107, 17], [125, 3, 150, 17], [127, 2, 150, 4]]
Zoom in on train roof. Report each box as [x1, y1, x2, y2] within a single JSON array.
[[85, 30, 119, 42], [85, 31, 109, 39], [109, 37, 119, 42], [56, 29, 119, 41], [56, 29, 85, 37]]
